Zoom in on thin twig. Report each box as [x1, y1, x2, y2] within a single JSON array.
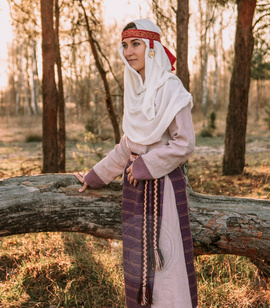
[[253, 12, 270, 30]]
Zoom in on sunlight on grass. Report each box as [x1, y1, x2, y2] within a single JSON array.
[[0, 233, 125, 307], [0, 233, 269, 307], [189, 152, 270, 199], [196, 255, 270, 307]]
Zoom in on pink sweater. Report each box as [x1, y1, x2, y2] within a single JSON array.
[[84, 103, 195, 188]]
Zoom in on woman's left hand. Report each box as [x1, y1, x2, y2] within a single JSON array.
[[126, 164, 138, 187]]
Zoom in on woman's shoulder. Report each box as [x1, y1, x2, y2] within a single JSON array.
[[165, 75, 191, 96], [159, 76, 181, 94], [156, 75, 189, 99]]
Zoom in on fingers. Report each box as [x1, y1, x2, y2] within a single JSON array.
[[126, 164, 138, 187], [79, 181, 88, 192], [128, 176, 137, 187], [127, 171, 132, 182], [74, 172, 84, 184], [74, 172, 89, 192], [127, 168, 133, 184]]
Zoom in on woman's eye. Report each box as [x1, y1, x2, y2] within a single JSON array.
[[133, 42, 140, 47]]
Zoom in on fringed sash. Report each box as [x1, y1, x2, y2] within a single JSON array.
[[129, 153, 164, 305]]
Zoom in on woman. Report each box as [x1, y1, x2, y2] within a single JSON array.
[[75, 19, 198, 308]]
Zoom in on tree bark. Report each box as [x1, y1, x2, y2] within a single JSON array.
[[15, 44, 22, 116], [31, 40, 38, 115], [41, 0, 59, 173], [176, 0, 190, 91], [201, 1, 212, 117], [213, 29, 218, 113], [201, 32, 209, 117], [222, 0, 257, 175], [21, 66, 31, 115], [31, 39, 41, 115], [55, 0, 66, 173], [256, 79, 260, 121], [1, 174, 269, 276]]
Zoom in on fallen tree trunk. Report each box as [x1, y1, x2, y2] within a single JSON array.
[[0, 174, 270, 275]]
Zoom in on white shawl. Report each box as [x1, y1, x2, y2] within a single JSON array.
[[118, 19, 192, 146]]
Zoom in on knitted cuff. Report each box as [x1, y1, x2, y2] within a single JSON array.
[[84, 168, 106, 189], [132, 156, 154, 181]]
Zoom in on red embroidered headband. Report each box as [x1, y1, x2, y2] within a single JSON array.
[[121, 29, 176, 71], [122, 29, 160, 49]]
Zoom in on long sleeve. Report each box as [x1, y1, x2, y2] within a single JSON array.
[[132, 104, 195, 180], [84, 135, 131, 188]]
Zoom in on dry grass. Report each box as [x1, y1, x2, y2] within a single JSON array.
[[188, 151, 270, 199], [0, 233, 125, 307], [196, 254, 270, 307], [0, 113, 270, 307]]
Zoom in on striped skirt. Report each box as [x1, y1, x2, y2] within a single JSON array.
[[122, 161, 198, 307]]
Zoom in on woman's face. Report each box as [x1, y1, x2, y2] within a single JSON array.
[[122, 37, 146, 81]]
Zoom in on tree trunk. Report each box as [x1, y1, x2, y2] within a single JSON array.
[[24, 43, 33, 115], [15, 45, 22, 116], [55, 0, 66, 173], [201, 2, 211, 117], [222, 0, 257, 175], [41, 0, 59, 173], [213, 29, 218, 113], [1, 174, 270, 276], [21, 68, 31, 115], [31, 40, 38, 116], [70, 40, 81, 119], [31, 39, 40, 115], [34, 40, 41, 114], [256, 79, 260, 121], [79, 0, 120, 144], [176, 0, 190, 91], [94, 72, 99, 135], [201, 39, 209, 117]]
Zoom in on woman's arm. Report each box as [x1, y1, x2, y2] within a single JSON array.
[[76, 135, 131, 190], [132, 104, 195, 180]]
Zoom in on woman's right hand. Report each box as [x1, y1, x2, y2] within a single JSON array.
[[126, 164, 138, 187], [74, 172, 89, 192]]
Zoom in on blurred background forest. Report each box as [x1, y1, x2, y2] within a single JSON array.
[[0, 0, 267, 121], [0, 0, 269, 171], [0, 0, 270, 307], [0, 0, 269, 174]]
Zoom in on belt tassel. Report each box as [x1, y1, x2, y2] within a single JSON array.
[[137, 178, 164, 306]]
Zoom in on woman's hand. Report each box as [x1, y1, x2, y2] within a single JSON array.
[[74, 172, 89, 192], [126, 164, 138, 187]]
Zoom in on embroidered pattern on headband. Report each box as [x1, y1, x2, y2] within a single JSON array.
[[122, 29, 161, 42]]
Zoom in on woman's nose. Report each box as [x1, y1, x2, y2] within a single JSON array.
[[125, 46, 133, 56]]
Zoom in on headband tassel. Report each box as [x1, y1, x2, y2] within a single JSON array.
[[163, 45, 176, 71]]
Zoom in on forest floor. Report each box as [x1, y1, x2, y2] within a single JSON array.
[[0, 113, 270, 307]]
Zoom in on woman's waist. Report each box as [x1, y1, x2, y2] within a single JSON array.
[[127, 136, 170, 156]]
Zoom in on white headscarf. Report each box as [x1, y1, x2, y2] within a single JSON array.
[[118, 19, 193, 145]]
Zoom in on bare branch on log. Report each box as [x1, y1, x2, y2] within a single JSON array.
[[1, 174, 270, 275]]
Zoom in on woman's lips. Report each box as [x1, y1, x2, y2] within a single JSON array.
[[128, 59, 137, 64]]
